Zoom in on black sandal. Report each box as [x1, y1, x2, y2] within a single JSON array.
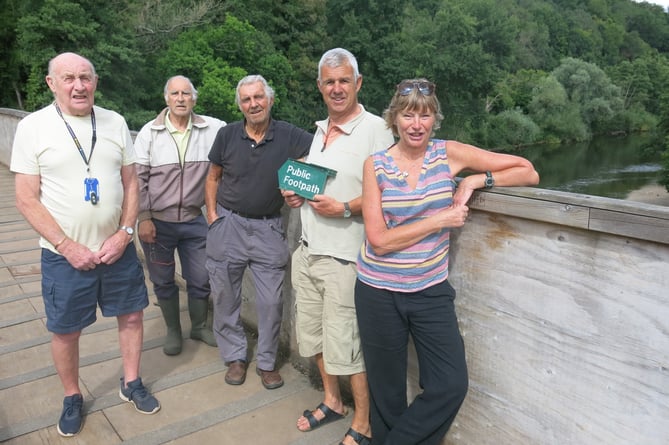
[[339, 427, 372, 445], [300, 402, 346, 431]]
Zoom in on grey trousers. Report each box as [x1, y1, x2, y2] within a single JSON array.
[[206, 205, 289, 371]]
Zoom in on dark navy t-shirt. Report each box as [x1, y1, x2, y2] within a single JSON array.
[[208, 119, 313, 216]]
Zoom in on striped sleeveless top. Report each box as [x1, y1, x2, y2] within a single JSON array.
[[357, 139, 455, 292]]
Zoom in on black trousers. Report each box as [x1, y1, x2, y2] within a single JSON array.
[[355, 279, 468, 445]]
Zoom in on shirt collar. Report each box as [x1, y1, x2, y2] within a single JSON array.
[[165, 110, 192, 134]]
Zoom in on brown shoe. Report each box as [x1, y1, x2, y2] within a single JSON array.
[[256, 367, 284, 389], [225, 360, 247, 385]]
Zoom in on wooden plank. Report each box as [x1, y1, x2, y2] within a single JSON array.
[[492, 187, 669, 219], [469, 188, 669, 245], [469, 191, 590, 229], [589, 208, 669, 244]]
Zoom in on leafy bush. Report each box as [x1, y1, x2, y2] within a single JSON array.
[[486, 109, 540, 148]]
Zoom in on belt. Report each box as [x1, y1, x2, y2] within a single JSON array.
[[223, 206, 280, 220]]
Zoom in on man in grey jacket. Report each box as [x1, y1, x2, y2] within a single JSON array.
[[135, 75, 225, 355]]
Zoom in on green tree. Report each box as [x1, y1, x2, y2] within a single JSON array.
[[491, 69, 547, 114], [484, 108, 541, 148], [219, 0, 329, 127], [157, 15, 298, 124], [3, 0, 669, 146], [373, 2, 504, 140], [625, 2, 669, 53], [528, 75, 588, 143], [461, 0, 521, 72], [0, 0, 31, 109], [514, 16, 553, 70], [659, 91, 669, 191], [17, 0, 101, 110], [608, 57, 654, 110], [134, 0, 225, 53], [552, 57, 623, 133], [597, 18, 627, 65], [15, 0, 148, 128], [564, 8, 603, 63], [324, 0, 407, 116]]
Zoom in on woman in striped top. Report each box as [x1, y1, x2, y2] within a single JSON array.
[[355, 79, 539, 445]]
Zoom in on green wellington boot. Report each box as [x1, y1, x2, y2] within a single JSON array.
[[158, 298, 183, 355], [188, 298, 217, 347]]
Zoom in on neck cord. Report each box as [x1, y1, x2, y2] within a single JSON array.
[[54, 103, 97, 174]]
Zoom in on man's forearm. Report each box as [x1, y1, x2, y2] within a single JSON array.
[[119, 164, 140, 228]]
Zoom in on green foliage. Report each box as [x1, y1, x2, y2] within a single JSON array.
[[608, 104, 657, 134], [484, 109, 541, 148], [528, 75, 589, 142], [156, 15, 297, 124], [658, 90, 669, 191], [2, 0, 669, 144], [17, 0, 99, 110], [14, 0, 147, 126], [625, 1, 669, 53], [324, 0, 407, 115], [613, 52, 669, 116], [0, 0, 31, 109], [608, 57, 654, 111], [134, 0, 226, 53], [196, 64, 248, 122], [220, 0, 328, 126], [492, 69, 547, 113], [551, 57, 624, 135]]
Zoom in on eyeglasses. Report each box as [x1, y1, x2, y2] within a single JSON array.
[[397, 81, 435, 96]]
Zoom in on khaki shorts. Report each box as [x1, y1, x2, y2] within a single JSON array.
[[292, 244, 365, 375]]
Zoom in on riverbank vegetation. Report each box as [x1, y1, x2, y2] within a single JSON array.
[[1, 0, 668, 187]]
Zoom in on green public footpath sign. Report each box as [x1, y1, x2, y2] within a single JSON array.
[[278, 159, 337, 200]]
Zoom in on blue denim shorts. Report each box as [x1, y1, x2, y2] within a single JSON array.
[[41, 243, 148, 334]]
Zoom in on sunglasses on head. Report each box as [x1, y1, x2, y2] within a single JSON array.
[[397, 81, 435, 96]]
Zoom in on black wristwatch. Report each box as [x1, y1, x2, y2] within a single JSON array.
[[343, 202, 352, 218], [484, 171, 495, 189]]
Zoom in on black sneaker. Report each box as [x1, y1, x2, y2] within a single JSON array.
[[119, 377, 161, 414], [57, 393, 83, 437]]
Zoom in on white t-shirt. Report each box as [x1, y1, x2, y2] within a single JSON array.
[[10, 104, 135, 252], [301, 105, 394, 262]]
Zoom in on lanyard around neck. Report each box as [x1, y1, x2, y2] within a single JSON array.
[[54, 103, 97, 173]]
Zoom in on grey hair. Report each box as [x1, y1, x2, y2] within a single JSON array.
[[235, 74, 275, 107], [164, 75, 198, 102], [317, 48, 360, 82]]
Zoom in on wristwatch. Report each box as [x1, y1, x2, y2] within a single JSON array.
[[118, 225, 135, 236], [343, 202, 352, 218], [484, 171, 495, 189]]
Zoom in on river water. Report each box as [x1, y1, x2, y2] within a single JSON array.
[[517, 134, 663, 200]]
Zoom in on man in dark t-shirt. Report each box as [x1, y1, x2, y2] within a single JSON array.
[[205, 74, 313, 390]]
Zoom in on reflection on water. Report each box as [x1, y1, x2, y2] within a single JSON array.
[[517, 134, 662, 199]]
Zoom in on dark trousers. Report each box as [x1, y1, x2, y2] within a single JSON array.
[[140, 216, 210, 301], [355, 279, 468, 445]]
